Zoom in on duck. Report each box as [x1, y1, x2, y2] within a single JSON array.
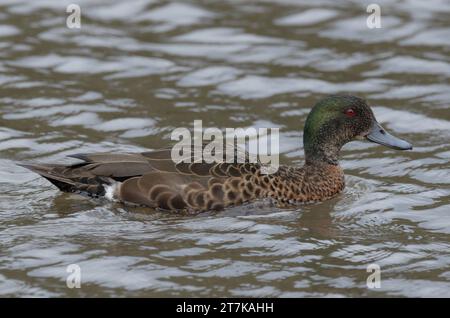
[[20, 95, 412, 213]]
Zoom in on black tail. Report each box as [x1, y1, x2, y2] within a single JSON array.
[[18, 163, 109, 197]]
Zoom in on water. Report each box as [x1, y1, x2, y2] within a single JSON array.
[[0, 0, 449, 297]]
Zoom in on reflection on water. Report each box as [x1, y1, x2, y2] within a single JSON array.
[[0, 0, 449, 297]]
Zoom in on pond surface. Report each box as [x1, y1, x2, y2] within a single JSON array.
[[0, 0, 449, 297]]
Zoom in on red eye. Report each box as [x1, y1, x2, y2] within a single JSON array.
[[345, 108, 356, 117]]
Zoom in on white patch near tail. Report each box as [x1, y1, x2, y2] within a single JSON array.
[[104, 182, 121, 201]]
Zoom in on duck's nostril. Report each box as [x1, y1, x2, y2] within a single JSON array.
[[380, 129, 385, 135]]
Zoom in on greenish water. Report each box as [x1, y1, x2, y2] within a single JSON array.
[[0, 0, 449, 297]]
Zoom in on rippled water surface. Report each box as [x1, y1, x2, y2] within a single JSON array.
[[0, 0, 449, 297]]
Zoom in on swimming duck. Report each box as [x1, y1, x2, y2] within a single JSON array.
[[21, 95, 412, 212]]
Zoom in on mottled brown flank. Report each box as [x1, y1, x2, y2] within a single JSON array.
[[135, 159, 345, 212]]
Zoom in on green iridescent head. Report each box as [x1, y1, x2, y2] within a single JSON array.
[[303, 95, 412, 165]]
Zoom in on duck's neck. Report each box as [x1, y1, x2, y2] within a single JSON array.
[[303, 131, 343, 166]]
